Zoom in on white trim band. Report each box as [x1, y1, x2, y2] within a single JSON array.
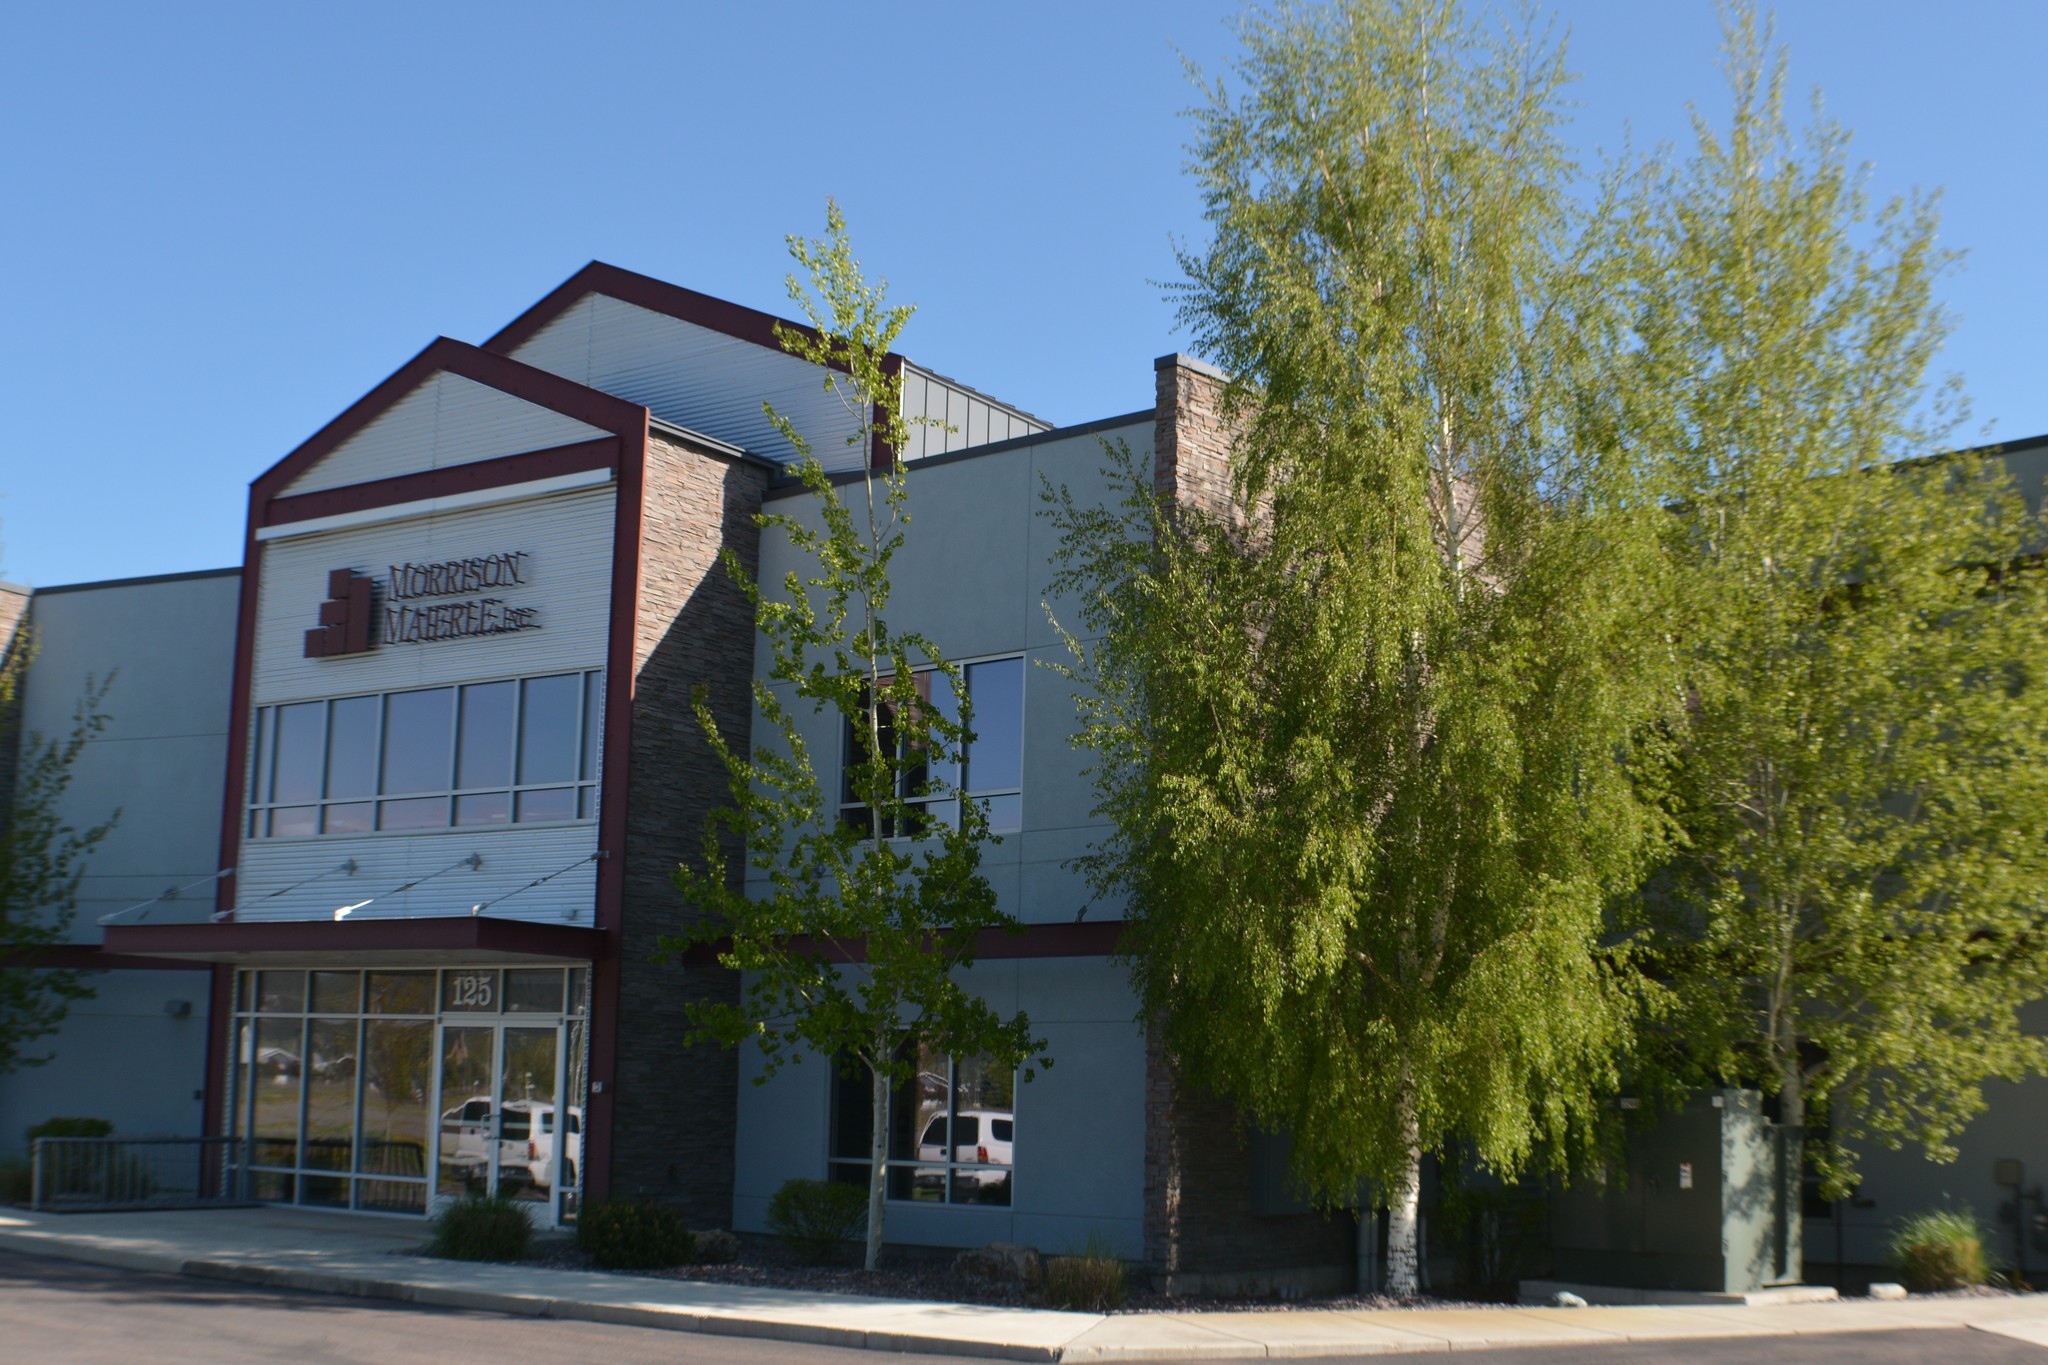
[[256, 467, 615, 542]]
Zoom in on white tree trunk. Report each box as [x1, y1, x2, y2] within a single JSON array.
[[865, 1059, 888, 1271], [1384, 1097, 1424, 1298]]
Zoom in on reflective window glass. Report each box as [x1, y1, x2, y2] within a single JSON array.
[[270, 806, 317, 838], [251, 1016, 303, 1168], [964, 658, 1024, 793], [304, 1019, 357, 1173], [273, 702, 326, 804], [378, 797, 446, 831], [455, 792, 510, 826], [323, 803, 373, 835], [580, 672, 604, 781], [518, 674, 580, 785], [381, 688, 453, 794], [365, 972, 434, 1014], [255, 971, 306, 1013], [252, 708, 275, 802], [516, 788, 575, 823], [325, 695, 379, 799], [309, 971, 360, 1014], [359, 1018, 430, 1198], [457, 681, 515, 790], [503, 969, 563, 1014]]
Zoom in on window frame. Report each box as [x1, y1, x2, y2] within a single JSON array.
[[245, 669, 604, 841], [827, 1049, 1017, 1208], [836, 652, 1024, 839]]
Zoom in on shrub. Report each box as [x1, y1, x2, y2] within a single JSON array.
[[25, 1117, 113, 1144], [766, 1178, 867, 1265], [1890, 1208, 1991, 1291], [427, 1192, 533, 1262], [576, 1199, 695, 1270], [1042, 1235, 1127, 1312], [0, 1159, 29, 1205]]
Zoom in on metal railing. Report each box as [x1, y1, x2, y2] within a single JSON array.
[[30, 1136, 246, 1212]]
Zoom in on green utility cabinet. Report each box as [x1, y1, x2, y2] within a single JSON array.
[[1550, 1089, 1803, 1294]]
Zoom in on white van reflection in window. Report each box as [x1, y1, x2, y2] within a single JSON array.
[[916, 1109, 1013, 1198], [439, 1097, 581, 1193]]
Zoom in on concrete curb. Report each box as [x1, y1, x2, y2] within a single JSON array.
[[8, 1220, 2048, 1362], [0, 1229, 1072, 1362]]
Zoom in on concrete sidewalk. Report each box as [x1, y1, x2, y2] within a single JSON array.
[[3, 1206, 2046, 1361]]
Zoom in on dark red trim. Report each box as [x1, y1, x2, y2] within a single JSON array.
[[201, 965, 232, 1166], [871, 353, 904, 471], [216, 500, 262, 920], [581, 412, 648, 1205], [481, 262, 914, 378], [676, 920, 1125, 967], [103, 917, 610, 963], [250, 339, 647, 507], [264, 438, 619, 527], [0, 945, 216, 971]]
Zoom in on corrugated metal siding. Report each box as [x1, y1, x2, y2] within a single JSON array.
[[899, 363, 1049, 461], [252, 486, 615, 705], [282, 372, 610, 495], [235, 824, 596, 924], [512, 295, 870, 471]]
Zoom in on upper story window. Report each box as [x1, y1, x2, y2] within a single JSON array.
[[247, 670, 603, 839], [838, 655, 1024, 837]]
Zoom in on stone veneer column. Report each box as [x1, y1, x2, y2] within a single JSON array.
[[607, 431, 767, 1222], [1152, 352, 1237, 517], [1142, 356, 1354, 1295]]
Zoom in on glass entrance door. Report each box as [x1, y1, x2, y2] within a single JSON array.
[[434, 1021, 568, 1221]]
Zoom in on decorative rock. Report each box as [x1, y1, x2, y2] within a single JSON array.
[[692, 1228, 740, 1264], [1550, 1290, 1589, 1308], [1868, 1281, 1908, 1301], [952, 1241, 1044, 1289]]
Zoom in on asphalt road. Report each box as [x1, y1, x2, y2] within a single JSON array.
[[0, 1248, 2042, 1365]]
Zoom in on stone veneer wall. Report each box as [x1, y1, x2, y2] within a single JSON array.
[[1143, 356, 1356, 1294], [607, 431, 767, 1222]]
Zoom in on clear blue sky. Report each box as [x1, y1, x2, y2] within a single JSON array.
[[3, 1, 2041, 587]]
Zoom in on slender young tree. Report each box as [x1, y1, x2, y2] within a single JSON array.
[[0, 632, 114, 1077], [1048, 0, 1675, 1295], [667, 203, 1046, 1271], [1628, 8, 2048, 1193]]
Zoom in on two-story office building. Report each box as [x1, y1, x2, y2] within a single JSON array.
[[13, 261, 2032, 1292], [78, 263, 1343, 1285]]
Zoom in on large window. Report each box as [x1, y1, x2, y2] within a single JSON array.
[[838, 656, 1023, 837], [228, 966, 589, 1216], [247, 670, 603, 838], [829, 1043, 1015, 1206]]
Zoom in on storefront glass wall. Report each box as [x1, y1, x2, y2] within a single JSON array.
[[228, 966, 589, 1219]]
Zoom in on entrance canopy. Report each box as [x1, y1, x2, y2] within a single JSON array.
[[102, 916, 606, 967]]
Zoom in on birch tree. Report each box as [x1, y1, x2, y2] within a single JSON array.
[[667, 203, 1046, 1271], [1048, 0, 1674, 1296], [1629, 8, 2048, 1194]]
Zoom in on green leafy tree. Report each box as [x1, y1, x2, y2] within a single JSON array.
[[1046, 0, 1675, 1295], [667, 203, 1047, 1271], [1627, 8, 2048, 1192], [0, 627, 114, 1078]]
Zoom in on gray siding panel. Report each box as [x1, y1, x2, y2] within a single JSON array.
[[234, 823, 597, 925], [511, 295, 870, 471], [251, 486, 616, 706], [282, 372, 609, 495], [898, 362, 1047, 462]]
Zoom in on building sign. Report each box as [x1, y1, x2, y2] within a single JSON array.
[[304, 551, 541, 659], [304, 570, 374, 658]]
